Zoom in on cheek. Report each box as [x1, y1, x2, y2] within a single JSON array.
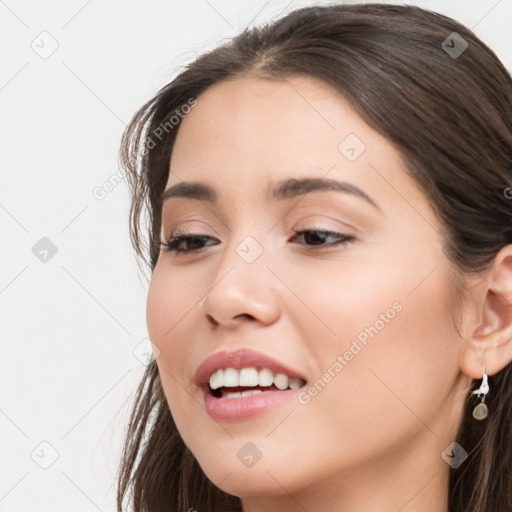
[[297, 262, 459, 455], [146, 269, 173, 351], [145, 265, 200, 412], [284, 242, 456, 422], [146, 263, 200, 343]]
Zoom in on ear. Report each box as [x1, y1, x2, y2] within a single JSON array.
[[459, 244, 512, 380]]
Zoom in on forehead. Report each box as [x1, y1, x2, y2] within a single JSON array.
[[169, 75, 374, 173], [165, 75, 424, 219]]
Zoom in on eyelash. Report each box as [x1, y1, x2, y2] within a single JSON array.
[[160, 229, 355, 255]]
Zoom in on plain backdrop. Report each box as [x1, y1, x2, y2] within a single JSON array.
[[1, 0, 511, 510]]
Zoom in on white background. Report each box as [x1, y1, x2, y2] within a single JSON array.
[[1, 0, 511, 510]]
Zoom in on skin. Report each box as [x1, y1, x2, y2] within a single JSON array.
[[146, 75, 512, 512]]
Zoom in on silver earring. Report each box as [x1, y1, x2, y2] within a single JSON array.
[[471, 364, 489, 420]]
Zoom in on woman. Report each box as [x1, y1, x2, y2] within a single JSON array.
[[116, 3, 512, 511]]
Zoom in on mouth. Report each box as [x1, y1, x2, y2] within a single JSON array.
[[194, 348, 309, 420], [206, 367, 307, 399]]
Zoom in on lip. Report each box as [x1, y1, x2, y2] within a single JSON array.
[[193, 347, 308, 387], [194, 348, 308, 422], [201, 386, 304, 422]]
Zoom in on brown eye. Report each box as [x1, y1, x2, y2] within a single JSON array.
[[290, 229, 355, 248], [161, 234, 218, 255], [160, 229, 355, 256]]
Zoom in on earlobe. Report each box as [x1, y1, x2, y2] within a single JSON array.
[[458, 245, 512, 380]]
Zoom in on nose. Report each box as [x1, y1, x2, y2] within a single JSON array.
[[199, 237, 281, 329]]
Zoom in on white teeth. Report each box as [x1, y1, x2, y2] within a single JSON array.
[[289, 377, 302, 390], [274, 372, 289, 390], [223, 368, 239, 387], [208, 367, 305, 392], [209, 369, 223, 390], [223, 391, 242, 399], [241, 389, 262, 397], [258, 368, 274, 387], [239, 367, 259, 387], [224, 389, 263, 399]]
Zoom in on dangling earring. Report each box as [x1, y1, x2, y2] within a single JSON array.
[[471, 364, 489, 420]]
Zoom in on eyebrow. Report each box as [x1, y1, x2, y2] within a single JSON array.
[[161, 177, 381, 212]]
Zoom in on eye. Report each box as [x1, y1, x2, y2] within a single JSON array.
[[160, 229, 355, 256], [289, 229, 355, 249], [160, 232, 219, 255]]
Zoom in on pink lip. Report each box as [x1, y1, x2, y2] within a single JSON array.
[[193, 347, 307, 386], [194, 348, 308, 422], [202, 386, 303, 422]]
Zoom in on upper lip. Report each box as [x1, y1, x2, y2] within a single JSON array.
[[194, 348, 308, 388]]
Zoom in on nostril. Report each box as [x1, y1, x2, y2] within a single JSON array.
[[205, 313, 219, 327], [235, 313, 255, 321]]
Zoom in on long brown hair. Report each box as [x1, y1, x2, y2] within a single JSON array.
[[116, 4, 512, 511]]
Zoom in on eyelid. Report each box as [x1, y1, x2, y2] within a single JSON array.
[[162, 207, 361, 239], [290, 215, 358, 236], [163, 219, 221, 239]]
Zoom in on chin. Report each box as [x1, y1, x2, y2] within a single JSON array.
[[192, 445, 314, 498], [204, 466, 297, 498]]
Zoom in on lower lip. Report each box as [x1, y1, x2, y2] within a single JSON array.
[[202, 387, 303, 422]]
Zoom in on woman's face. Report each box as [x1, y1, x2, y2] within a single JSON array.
[[146, 75, 471, 505]]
